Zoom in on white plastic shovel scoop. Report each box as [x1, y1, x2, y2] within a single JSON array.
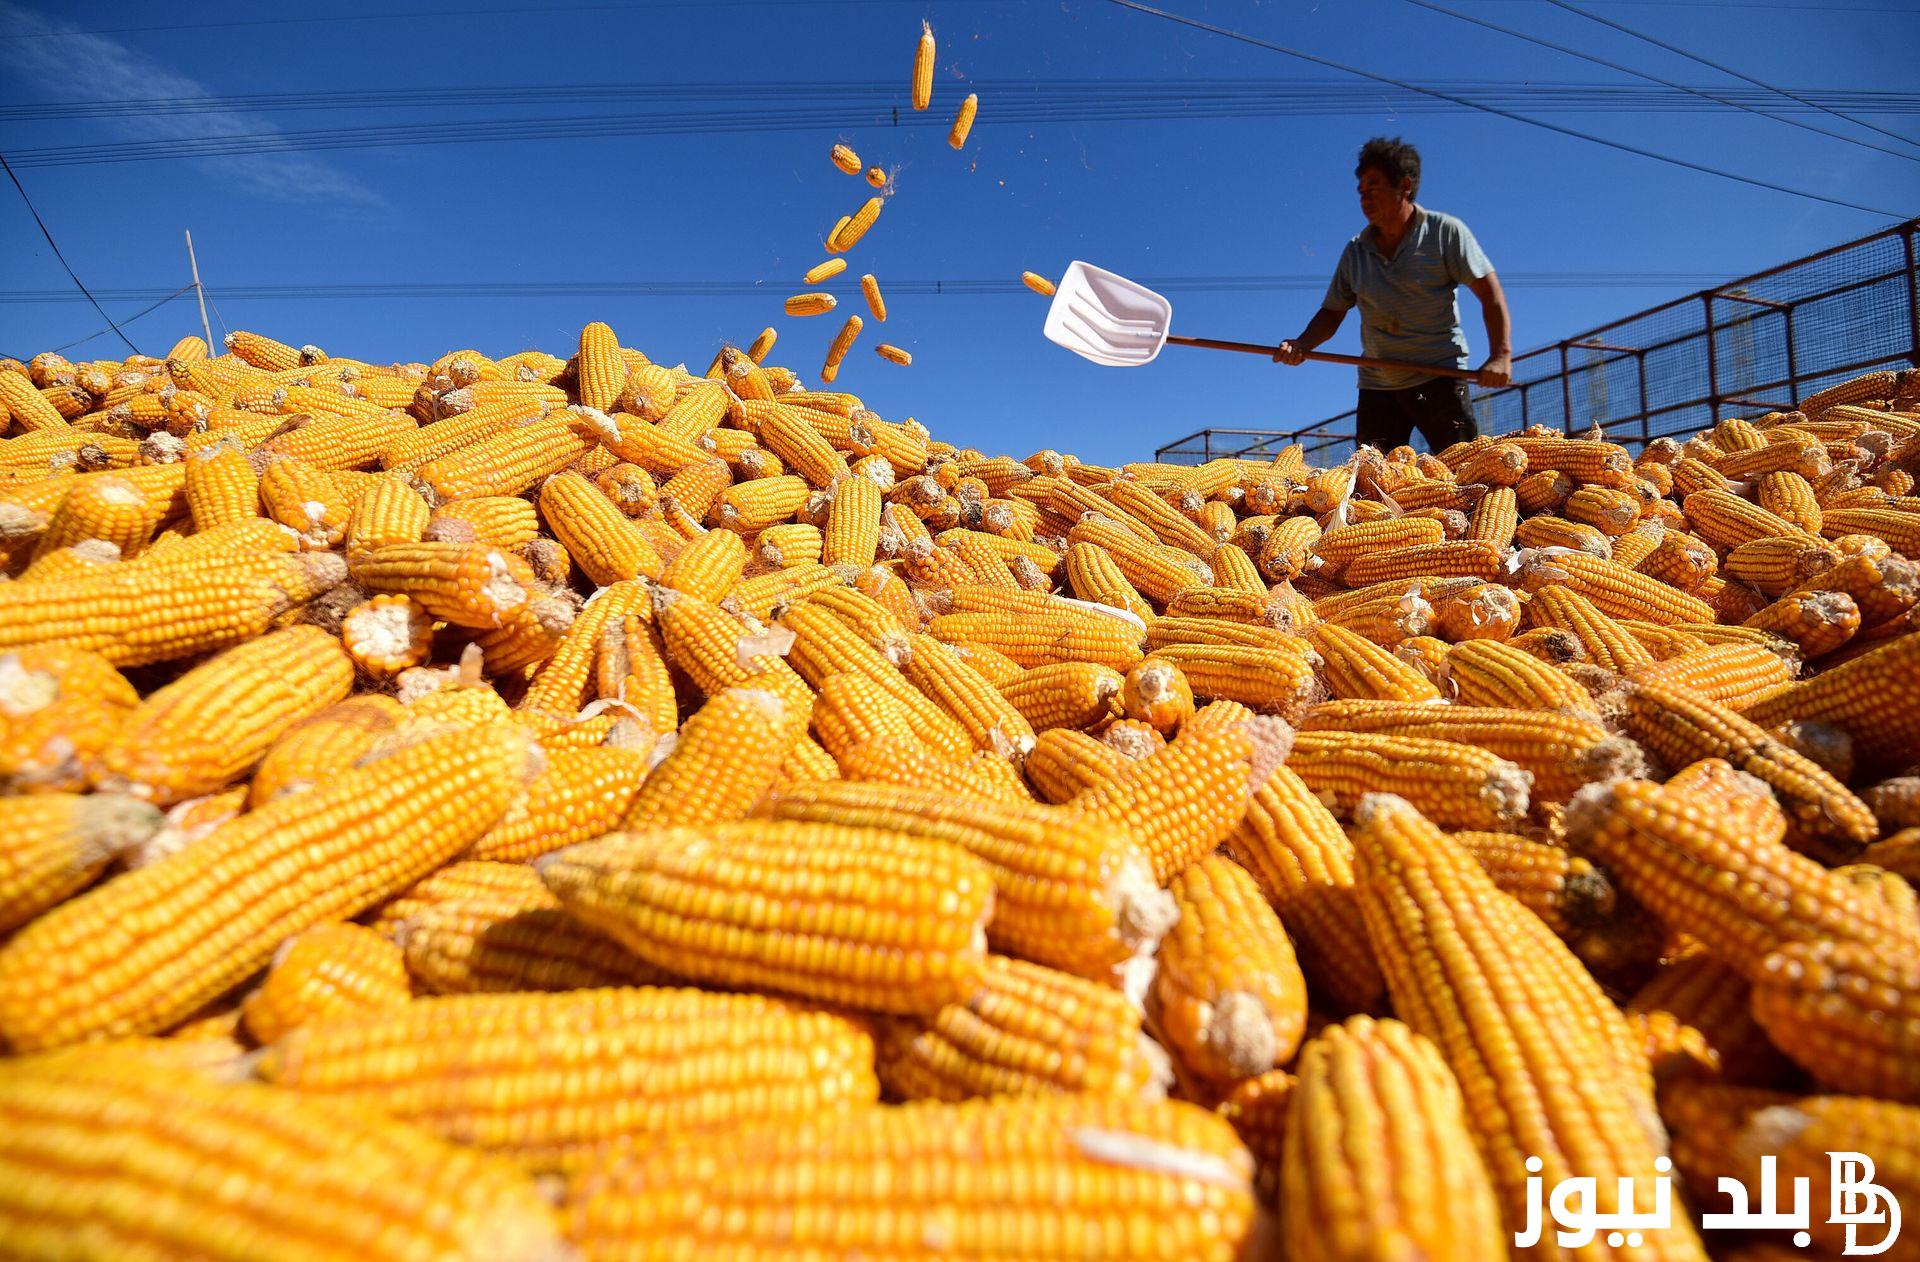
[[1042, 259, 1477, 379]]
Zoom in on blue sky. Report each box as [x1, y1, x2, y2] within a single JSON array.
[[2, 0, 1916, 464]]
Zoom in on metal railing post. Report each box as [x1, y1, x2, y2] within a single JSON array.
[[1905, 224, 1919, 369], [1702, 293, 1721, 427]]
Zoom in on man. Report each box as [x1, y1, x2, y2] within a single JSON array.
[[1275, 137, 1512, 452]]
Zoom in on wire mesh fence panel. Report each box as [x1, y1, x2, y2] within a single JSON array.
[[1158, 218, 1920, 462]]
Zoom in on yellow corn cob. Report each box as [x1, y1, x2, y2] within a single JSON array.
[[1018, 270, 1059, 297], [1749, 939, 1920, 1102], [340, 592, 432, 678], [864, 164, 890, 189], [910, 16, 937, 107], [1141, 641, 1314, 715], [657, 526, 745, 601], [1624, 954, 1790, 1086], [1308, 620, 1442, 702], [1622, 679, 1875, 845], [784, 292, 837, 317], [1025, 728, 1131, 802], [581, 324, 630, 412], [820, 472, 881, 566], [0, 722, 527, 1050], [859, 272, 887, 322], [0, 541, 345, 667], [835, 195, 886, 252], [458, 744, 650, 862], [1066, 719, 1282, 884], [344, 474, 431, 556], [1514, 552, 1714, 630], [783, 601, 971, 752], [239, 921, 410, 1044], [1563, 484, 1642, 535], [94, 624, 354, 804], [349, 540, 537, 629], [764, 778, 1170, 981], [1340, 539, 1504, 587], [754, 522, 822, 569], [1742, 632, 1920, 772], [0, 793, 161, 935], [1063, 540, 1153, 623], [257, 408, 414, 473], [0, 1043, 566, 1261], [247, 694, 407, 807], [893, 632, 1034, 756], [1153, 854, 1307, 1089], [1565, 776, 1916, 979], [830, 142, 861, 173], [1117, 657, 1193, 735], [224, 328, 303, 371], [876, 953, 1165, 1101], [1291, 730, 1532, 831], [30, 474, 160, 560], [873, 342, 913, 366], [1440, 638, 1600, 715], [537, 470, 664, 583], [995, 660, 1123, 730], [0, 369, 76, 431], [539, 822, 994, 1014], [0, 644, 139, 794], [426, 495, 539, 551], [1282, 1016, 1507, 1262], [622, 688, 792, 828], [803, 257, 847, 286], [181, 441, 260, 528], [1634, 528, 1717, 591], [820, 315, 864, 385], [1303, 698, 1644, 803], [1742, 586, 1860, 658], [711, 472, 808, 533], [395, 867, 667, 994], [753, 402, 853, 486], [948, 91, 978, 147], [564, 1095, 1256, 1261], [414, 408, 595, 500], [1350, 793, 1696, 1262], [258, 985, 878, 1171], [256, 455, 348, 548], [1524, 584, 1655, 672]]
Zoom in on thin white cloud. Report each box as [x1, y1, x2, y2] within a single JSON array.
[[0, 1, 385, 210]]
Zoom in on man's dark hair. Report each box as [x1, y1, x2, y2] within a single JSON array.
[[1356, 136, 1420, 196]]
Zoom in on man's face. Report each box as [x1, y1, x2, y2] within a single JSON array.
[[1357, 166, 1414, 227]]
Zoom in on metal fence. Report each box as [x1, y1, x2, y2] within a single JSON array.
[[1156, 217, 1920, 465]]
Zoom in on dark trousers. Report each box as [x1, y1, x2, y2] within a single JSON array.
[[1355, 378, 1480, 453]]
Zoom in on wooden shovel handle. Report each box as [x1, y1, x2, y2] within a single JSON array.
[[1164, 334, 1481, 381]]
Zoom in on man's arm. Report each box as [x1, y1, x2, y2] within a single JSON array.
[[1466, 271, 1512, 387], [1274, 308, 1347, 365]]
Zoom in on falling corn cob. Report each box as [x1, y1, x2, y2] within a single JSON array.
[[911, 19, 936, 110], [949, 91, 978, 147]]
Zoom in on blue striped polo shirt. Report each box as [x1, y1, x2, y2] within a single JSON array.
[[1321, 208, 1493, 391]]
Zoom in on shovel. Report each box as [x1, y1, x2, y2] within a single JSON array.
[[1042, 259, 1478, 379]]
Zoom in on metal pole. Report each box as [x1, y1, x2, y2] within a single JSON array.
[[1904, 224, 1919, 369], [185, 230, 213, 353], [1636, 349, 1649, 448], [1559, 341, 1573, 435], [1701, 294, 1721, 426], [1781, 302, 1800, 411]]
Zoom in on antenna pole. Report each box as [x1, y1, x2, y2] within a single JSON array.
[[185, 229, 214, 352]]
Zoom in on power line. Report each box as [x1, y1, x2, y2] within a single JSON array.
[[14, 85, 1920, 173], [6, 79, 1914, 123], [0, 271, 1731, 308], [47, 285, 196, 356], [1403, 0, 1918, 165], [0, 149, 140, 355], [1544, 0, 1920, 155], [0, 0, 969, 42], [1099, 0, 1907, 218]]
